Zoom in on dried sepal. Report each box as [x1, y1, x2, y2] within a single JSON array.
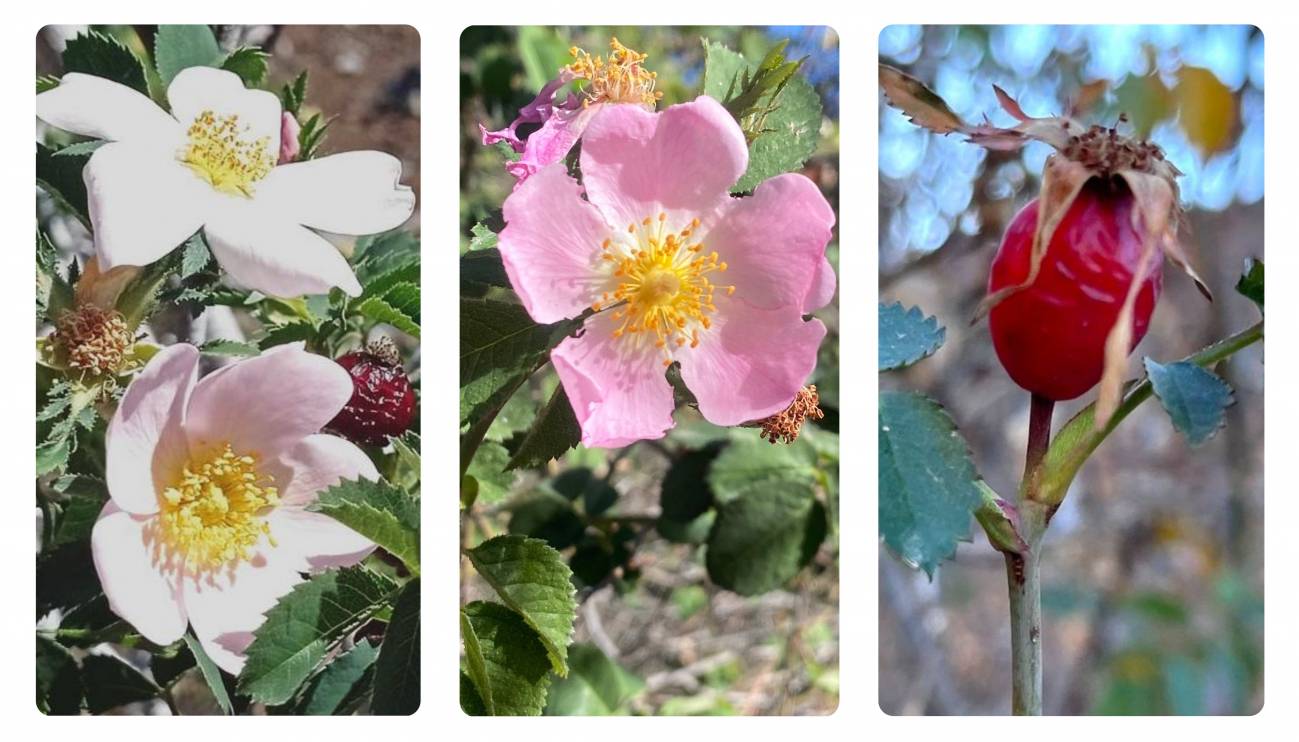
[[73, 256, 139, 311], [878, 64, 967, 134], [974, 155, 1091, 321], [1119, 170, 1211, 302], [1096, 232, 1162, 428]]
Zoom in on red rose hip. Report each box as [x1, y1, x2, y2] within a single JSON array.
[[327, 338, 416, 446], [988, 178, 1162, 401]]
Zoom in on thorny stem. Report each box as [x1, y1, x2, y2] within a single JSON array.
[[1006, 394, 1052, 715]]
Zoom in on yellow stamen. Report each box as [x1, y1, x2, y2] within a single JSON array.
[[567, 37, 663, 108], [180, 110, 275, 197]]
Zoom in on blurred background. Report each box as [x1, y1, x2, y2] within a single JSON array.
[[462, 26, 840, 715], [879, 25, 1263, 715]]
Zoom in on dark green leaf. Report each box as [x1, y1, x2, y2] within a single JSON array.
[[879, 302, 946, 371], [1144, 359, 1235, 446], [879, 390, 981, 577], [259, 321, 316, 349], [36, 636, 82, 715], [371, 579, 420, 715], [1236, 257, 1263, 311], [154, 25, 223, 86], [198, 339, 260, 358], [221, 46, 270, 86], [81, 653, 160, 713], [36, 142, 90, 225], [237, 566, 399, 705], [295, 639, 378, 715], [507, 491, 586, 550], [281, 71, 308, 117], [461, 248, 512, 296], [544, 642, 644, 715], [460, 297, 578, 427], [552, 468, 617, 516], [465, 535, 576, 676], [705, 477, 820, 595], [310, 478, 420, 575], [506, 383, 581, 470], [460, 602, 552, 716], [183, 633, 233, 715], [62, 30, 149, 95], [659, 443, 722, 522]]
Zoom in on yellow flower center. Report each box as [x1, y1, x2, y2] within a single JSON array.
[[157, 444, 279, 572], [568, 37, 663, 108], [180, 110, 275, 197], [592, 213, 734, 366]]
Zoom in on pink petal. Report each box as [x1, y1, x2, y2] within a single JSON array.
[[266, 433, 380, 506], [480, 68, 579, 153], [91, 503, 187, 645], [580, 96, 748, 231], [678, 303, 827, 426], [551, 314, 676, 447], [84, 142, 211, 270], [266, 507, 375, 572], [804, 256, 837, 313], [499, 164, 613, 323], [705, 173, 836, 312], [106, 344, 200, 515], [184, 347, 353, 462], [181, 555, 304, 675], [203, 203, 362, 298], [506, 104, 601, 184]]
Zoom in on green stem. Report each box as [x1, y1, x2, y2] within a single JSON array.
[[1006, 545, 1043, 715]]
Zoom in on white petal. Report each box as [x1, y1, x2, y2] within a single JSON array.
[[267, 507, 375, 572], [36, 73, 181, 145], [84, 142, 210, 269], [181, 555, 304, 675], [204, 201, 362, 297], [167, 66, 281, 155], [91, 504, 187, 645], [105, 344, 200, 515], [259, 151, 415, 235]]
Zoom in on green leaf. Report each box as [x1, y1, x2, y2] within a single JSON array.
[[545, 643, 644, 715], [310, 478, 420, 575], [237, 566, 399, 705], [461, 602, 553, 715], [707, 436, 818, 504], [879, 390, 982, 577], [659, 444, 722, 522], [183, 633, 234, 715], [465, 535, 576, 676], [180, 233, 212, 278], [461, 247, 512, 296], [460, 297, 578, 427], [37, 436, 74, 477], [81, 653, 160, 713], [36, 142, 90, 225], [154, 25, 224, 86], [879, 302, 946, 371], [1144, 359, 1235, 446], [507, 491, 586, 550], [732, 71, 820, 192], [516, 26, 570, 92], [552, 467, 617, 516], [468, 222, 500, 252], [221, 46, 270, 86], [37, 75, 60, 93], [281, 70, 309, 117], [506, 384, 581, 470], [485, 383, 538, 443], [356, 289, 420, 338], [1236, 257, 1263, 311], [467, 441, 515, 504], [53, 140, 106, 157], [259, 321, 316, 349], [36, 636, 82, 715], [705, 476, 821, 595], [371, 578, 420, 715], [295, 639, 378, 715], [62, 30, 149, 95], [354, 231, 420, 289], [198, 339, 260, 358]]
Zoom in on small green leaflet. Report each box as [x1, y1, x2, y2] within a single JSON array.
[[1144, 359, 1235, 446], [154, 25, 224, 86], [52, 140, 106, 157], [465, 535, 576, 676], [81, 653, 161, 713], [62, 30, 149, 95], [544, 643, 645, 715], [879, 302, 946, 371], [879, 390, 982, 577], [371, 579, 420, 715], [198, 339, 260, 358], [294, 639, 378, 715], [310, 478, 420, 575], [1236, 257, 1263, 312], [237, 566, 399, 705], [468, 222, 500, 251], [506, 384, 581, 470], [184, 632, 234, 715], [466, 441, 514, 504], [461, 601, 553, 716], [221, 46, 270, 86], [36, 142, 91, 226], [180, 233, 212, 278]]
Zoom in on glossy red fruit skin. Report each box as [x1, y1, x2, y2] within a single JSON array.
[[988, 179, 1162, 401], [327, 352, 416, 446]]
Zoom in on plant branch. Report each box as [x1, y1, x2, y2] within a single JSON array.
[[1005, 545, 1042, 715], [1021, 394, 1054, 501]]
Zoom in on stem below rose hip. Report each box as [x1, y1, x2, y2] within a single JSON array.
[[1005, 394, 1052, 716]]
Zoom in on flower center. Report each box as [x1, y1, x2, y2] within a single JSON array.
[[592, 213, 734, 366], [54, 304, 132, 376], [180, 110, 276, 197], [157, 444, 279, 572], [568, 37, 663, 108]]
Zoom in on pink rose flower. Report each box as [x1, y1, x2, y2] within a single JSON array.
[[498, 95, 836, 448], [481, 38, 662, 185], [278, 110, 301, 164], [91, 343, 378, 673]]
